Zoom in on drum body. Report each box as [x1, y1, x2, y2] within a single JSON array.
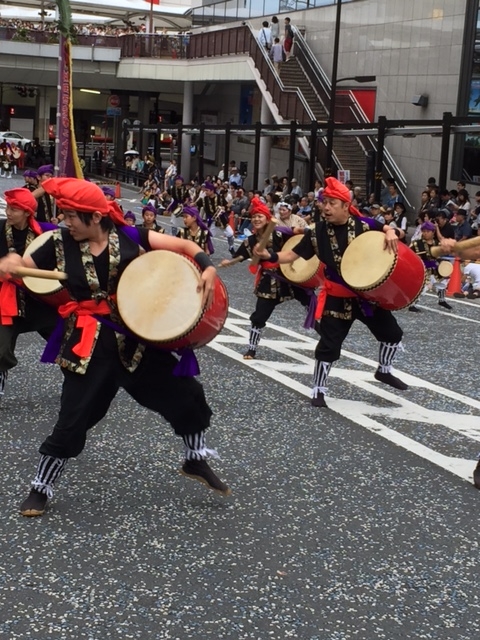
[[437, 260, 453, 278], [117, 250, 228, 350], [340, 231, 426, 310], [22, 231, 71, 307], [280, 234, 324, 288]]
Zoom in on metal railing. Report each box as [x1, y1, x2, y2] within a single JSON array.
[[188, 24, 316, 124]]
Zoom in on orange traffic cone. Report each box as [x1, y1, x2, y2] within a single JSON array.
[[115, 181, 121, 199], [228, 210, 235, 233], [446, 257, 462, 297]]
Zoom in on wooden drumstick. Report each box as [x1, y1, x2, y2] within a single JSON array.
[[430, 236, 480, 258], [218, 256, 244, 268], [11, 267, 68, 281], [250, 220, 278, 267]]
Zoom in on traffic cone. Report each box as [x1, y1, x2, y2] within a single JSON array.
[[115, 182, 121, 199], [228, 210, 235, 233], [446, 257, 462, 297]]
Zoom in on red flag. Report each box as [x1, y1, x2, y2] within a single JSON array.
[[145, 0, 160, 4]]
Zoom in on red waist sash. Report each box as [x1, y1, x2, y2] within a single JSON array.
[[315, 280, 356, 320], [58, 299, 113, 358]]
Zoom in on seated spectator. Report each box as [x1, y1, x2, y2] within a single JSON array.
[[454, 209, 473, 241], [297, 195, 312, 218], [454, 262, 480, 299], [370, 203, 385, 224], [435, 210, 455, 239], [383, 208, 398, 229]]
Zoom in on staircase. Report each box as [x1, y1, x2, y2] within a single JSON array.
[[279, 58, 368, 188]]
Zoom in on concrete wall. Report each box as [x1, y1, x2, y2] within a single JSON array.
[[288, 0, 468, 206]]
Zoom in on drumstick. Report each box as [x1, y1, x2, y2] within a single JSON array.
[[218, 256, 244, 268], [430, 236, 480, 258], [250, 220, 278, 267], [11, 267, 68, 281]]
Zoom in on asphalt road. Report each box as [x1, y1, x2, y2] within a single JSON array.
[[0, 178, 479, 640]]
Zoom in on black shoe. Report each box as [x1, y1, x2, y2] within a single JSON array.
[[20, 489, 48, 517], [243, 349, 256, 360], [374, 369, 408, 391], [408, 306, 421, 312], [453, 292, 466, 299], [474, 461, 480, 489], [438, 300, 452, 310], [311, 393, 328, 408], [180, 459, 231, 496], [229, 247, 235, 257]]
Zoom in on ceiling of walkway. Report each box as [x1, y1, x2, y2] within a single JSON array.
[[0, 0, 194, 30]]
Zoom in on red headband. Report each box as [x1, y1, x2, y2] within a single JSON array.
[[323, 177, 362, 218], [4, 188, 42, 235], [42, 178, 125, 226], [250, 197, 272, 220]]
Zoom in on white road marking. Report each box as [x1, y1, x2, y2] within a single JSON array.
[[208, 307, 478, 484]]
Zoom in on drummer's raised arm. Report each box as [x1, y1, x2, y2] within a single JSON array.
[[146, 230, 214, 264]]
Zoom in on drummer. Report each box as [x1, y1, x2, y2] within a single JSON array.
[[0, 188, 58, 401], [408, 220, 452, 312], [254, 177, 408, 408], [437, 236, 480, 489], [137, 204, 165, 233], [0, 178, 230, 517], [177, 204, 214, 255], [220, 197, 312, 359]]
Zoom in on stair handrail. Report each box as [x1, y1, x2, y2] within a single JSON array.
[[245, 22, 317, 123], [342, 89, 411, 207], [293, 26, 410, 203]]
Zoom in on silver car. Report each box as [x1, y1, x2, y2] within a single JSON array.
[[0, 131, 31, 149]]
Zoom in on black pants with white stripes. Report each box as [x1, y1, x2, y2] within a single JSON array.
[[314, 305, 403, 363], [39, 347, 212, 461]]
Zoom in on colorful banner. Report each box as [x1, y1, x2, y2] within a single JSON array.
[[57, 36, 83, 178]]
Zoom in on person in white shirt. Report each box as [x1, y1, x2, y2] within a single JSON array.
[[258, 21, 272, 50]]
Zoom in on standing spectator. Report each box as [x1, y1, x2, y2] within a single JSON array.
[[229, 166, 243, 187], [281, 176, 289, 198], [258, 21, 272, 50], [270, 37, 284, 71], [270, 15, 280, 41], [164, 159, 177, 190], [283, 16, 294, 61]]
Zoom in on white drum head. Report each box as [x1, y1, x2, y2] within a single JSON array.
[[280, 234, 319, 283], [341, 231, 395, 290], [23, 230, 62, 294], [117, 251, 203, 343]]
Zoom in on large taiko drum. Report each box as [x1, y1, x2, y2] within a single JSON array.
[[340, 231, 426, 310], [22, 230, 71, 307], [280, 234, 324, 288], [116, 250, 228, 350]]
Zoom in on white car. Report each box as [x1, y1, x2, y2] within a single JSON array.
[[0, 131, 31, 149]]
